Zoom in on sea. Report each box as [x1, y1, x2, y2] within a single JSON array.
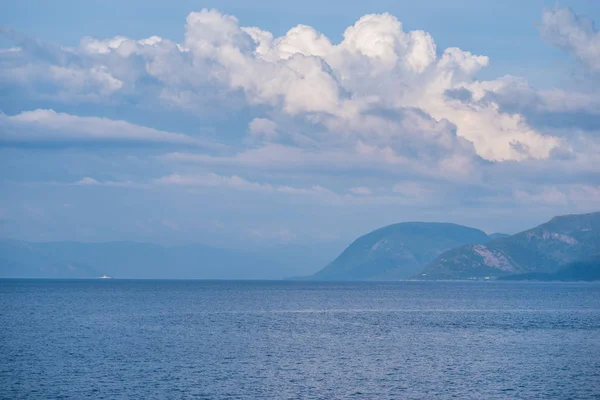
[[1, 280, 599, 399]]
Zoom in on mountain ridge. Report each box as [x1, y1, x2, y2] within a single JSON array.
[[419, 211, 600, 280], [307, 222, 492, 281]]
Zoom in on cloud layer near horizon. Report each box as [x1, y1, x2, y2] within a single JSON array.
[[0, 5, 599, 244]]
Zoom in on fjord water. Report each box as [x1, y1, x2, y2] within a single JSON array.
[[1, 281, 599, 399]]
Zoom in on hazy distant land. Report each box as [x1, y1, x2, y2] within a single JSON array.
[[1, 211, 599, 281]]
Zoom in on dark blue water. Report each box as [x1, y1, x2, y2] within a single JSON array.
[[1, 280, 599, 399]]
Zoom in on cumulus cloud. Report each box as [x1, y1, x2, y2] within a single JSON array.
[[0, 8, 569, 161]]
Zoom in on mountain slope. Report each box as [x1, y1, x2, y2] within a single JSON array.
[[499, 256, 600, 281], [308, 222, 491, 281], [420, 211, 600, 280], [488, 233, 510, 240]]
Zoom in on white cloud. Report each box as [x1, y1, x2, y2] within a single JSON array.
[[540, 6, 600, 72], [110, 172, 451, 207], [248, 118, 278, 140], [153, 172, 334, 197], [160, 140, 480, 183], [1, 9, 571, 162], [65, 172, 454, 208], [514, 184, 600, 209], [75, 177, 101, 185], [73, 177, 137, 187], [154, 173, 271, 191], [0, 28, 123, 100], [0, 109, 214, 147]]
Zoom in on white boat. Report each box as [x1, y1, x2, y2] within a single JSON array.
[[98, 275, 113, 279]]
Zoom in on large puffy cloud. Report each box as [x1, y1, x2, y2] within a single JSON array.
[[0, 9, 567, 162]]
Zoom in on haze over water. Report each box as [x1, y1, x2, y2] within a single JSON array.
[[2, 280, 599, 399]]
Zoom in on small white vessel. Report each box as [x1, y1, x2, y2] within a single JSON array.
[[98, 275, 113, 279]]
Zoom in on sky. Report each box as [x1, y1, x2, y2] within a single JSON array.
[[0, 0, 599, 248]]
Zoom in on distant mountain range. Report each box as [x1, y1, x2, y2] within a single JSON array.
[[3, 211, 599, 281], [0, 240, 342, 280], [306, 211, 600, 281], [305, 222, 493, 280], [419, 211, 600, 280]]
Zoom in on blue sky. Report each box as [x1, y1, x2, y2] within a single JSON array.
[[1, 1, 599, 247]]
